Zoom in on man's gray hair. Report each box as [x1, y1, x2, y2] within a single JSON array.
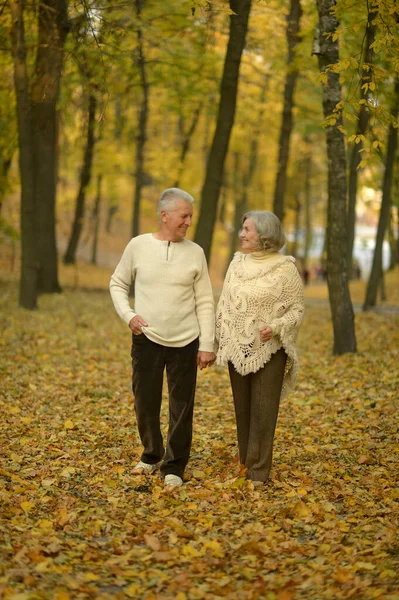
[[242, 210, 286, 252], [158, 188, 194, 217]]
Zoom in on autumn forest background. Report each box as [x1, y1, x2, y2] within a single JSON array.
[[0, 0, 399, 599]]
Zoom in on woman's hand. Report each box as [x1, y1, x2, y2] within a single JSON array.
[[259, 326, 273, 342]]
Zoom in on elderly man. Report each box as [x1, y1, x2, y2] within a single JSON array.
[[110, 188, 215, 487]]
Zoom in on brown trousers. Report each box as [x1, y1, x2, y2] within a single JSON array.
[[228, 348, 287, 482], [131, 334, 199, 479]]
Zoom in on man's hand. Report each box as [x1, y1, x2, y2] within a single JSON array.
[[197, 351, 216, 370], [129, 315, 148, 335], [259, 325, 273, 342]]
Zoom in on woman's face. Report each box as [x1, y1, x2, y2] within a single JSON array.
[[239, 218, 260, 251]]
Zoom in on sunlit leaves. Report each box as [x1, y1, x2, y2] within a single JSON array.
[[0, 267, 398, 597]]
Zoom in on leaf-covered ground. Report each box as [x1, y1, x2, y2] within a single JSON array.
[[0, 270, 398, 600]]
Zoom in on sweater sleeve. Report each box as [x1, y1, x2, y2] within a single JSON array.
[[194, 250, 215, 352], [109, 240, 137, 326], [269, 264, 305, 344]]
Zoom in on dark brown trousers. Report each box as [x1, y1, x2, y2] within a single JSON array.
[[131, 334, 199, 478], [228, 348, 287, 482]]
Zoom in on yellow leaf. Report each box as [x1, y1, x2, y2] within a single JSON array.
[[192, 470, 205, 480], [333, 567, 352, 583], [291, 501, 311, 518], [61, 466, 76, 477], [355, 561, 376, 570], [41, 478, 56, 488], [107, 496, 119, 507], [37, 519, 54, 530], [144, 534, 161, 551], [64, 420, 75, 430], [21, 501, 35, 513], [125, 584, 142, 598], [85, 572, 100, 581], [54, 592, 71, 600]]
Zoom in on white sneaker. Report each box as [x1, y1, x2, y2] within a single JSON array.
[[132, 460, 158, 474], [164, 474, 183, 487]]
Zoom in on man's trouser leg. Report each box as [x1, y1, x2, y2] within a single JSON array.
[[160, 338, 199, 479], [131, 334, 165, 465]]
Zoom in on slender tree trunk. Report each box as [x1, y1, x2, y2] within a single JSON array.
[[363, 77, 399, 310], [292, 190, 301, 257], [91, 174, 102, 265], [10, 0, 38, 309], [174, 102, 203, 188], [347, 11, 376, 278], [315, 0, 357, 354], [272, 0, 302, 221], [32, 0, 70, 293], [225, 75, 268, 271], [303, 145, 312, 269], [132, 0, 149, 239], [388, 207, 397, 270], [0, 157, 12, 215], [226, 152, 242, 274], [194, 0, 252, 263], [106, 205, 118, 233], [64, 92, 97, 264]]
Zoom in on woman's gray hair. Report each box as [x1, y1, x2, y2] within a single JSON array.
[[158, 188, 194, 217], [241, 210, 286, 252]]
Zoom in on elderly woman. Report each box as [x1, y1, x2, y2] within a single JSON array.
[[216, 211, 304, 486]]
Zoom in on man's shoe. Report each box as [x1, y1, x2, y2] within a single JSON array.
[[132, 460, 158, 474], [164, 474, 183, 487]]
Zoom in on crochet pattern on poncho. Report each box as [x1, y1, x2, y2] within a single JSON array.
[[216, 252, 305, 399]]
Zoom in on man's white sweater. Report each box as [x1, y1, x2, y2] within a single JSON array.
[[110, 233, 215, 352]]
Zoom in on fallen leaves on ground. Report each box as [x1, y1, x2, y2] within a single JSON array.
[[0, 277, 398, 600]]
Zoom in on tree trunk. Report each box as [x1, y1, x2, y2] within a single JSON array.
[[64, 92, 97, 264], [132, 0, 149, 239], [32, 0, 70, 293], [347, 11, 376, 278], [388, 207, 397, 270], [174, 102, 203, 188], [91, 174, 102, 265], [226, 152, 242, 275], [272, 0, 302, 222], [363, 77, 399, 310], [303, 145, 312, 270], [0, 157, 12, 215], [106, 204, 118, 233], [225, 75, 269, 271], [292, 190, 301, 258], [194, 0, 252, 263], [315, 0, 357, 354], [10, 0, 38, 309]]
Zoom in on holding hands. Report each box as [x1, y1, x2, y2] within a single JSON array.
[[197, 351, 216, 370]]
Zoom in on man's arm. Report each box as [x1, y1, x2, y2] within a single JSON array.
[[194, 250, 216, 368], [109, 240, 137, 326]]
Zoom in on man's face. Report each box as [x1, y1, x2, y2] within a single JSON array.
[[161, 200, 193, 242]]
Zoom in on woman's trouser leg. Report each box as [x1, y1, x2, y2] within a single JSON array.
[[160, 338, 199, 479], [131, 334, 165, 464], [246, 348, 287, 481], [228, 362, 252, 465]]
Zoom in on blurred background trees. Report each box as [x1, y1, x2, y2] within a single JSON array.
[[1, 0, 398, 353]]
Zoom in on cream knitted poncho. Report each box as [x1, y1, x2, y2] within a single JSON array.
[[216, 251, 305, 398]]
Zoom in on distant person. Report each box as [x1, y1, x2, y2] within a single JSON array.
[[215, 211, 304, 487], [110, 188, 216, 488], [303, 267, 310, 286]]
